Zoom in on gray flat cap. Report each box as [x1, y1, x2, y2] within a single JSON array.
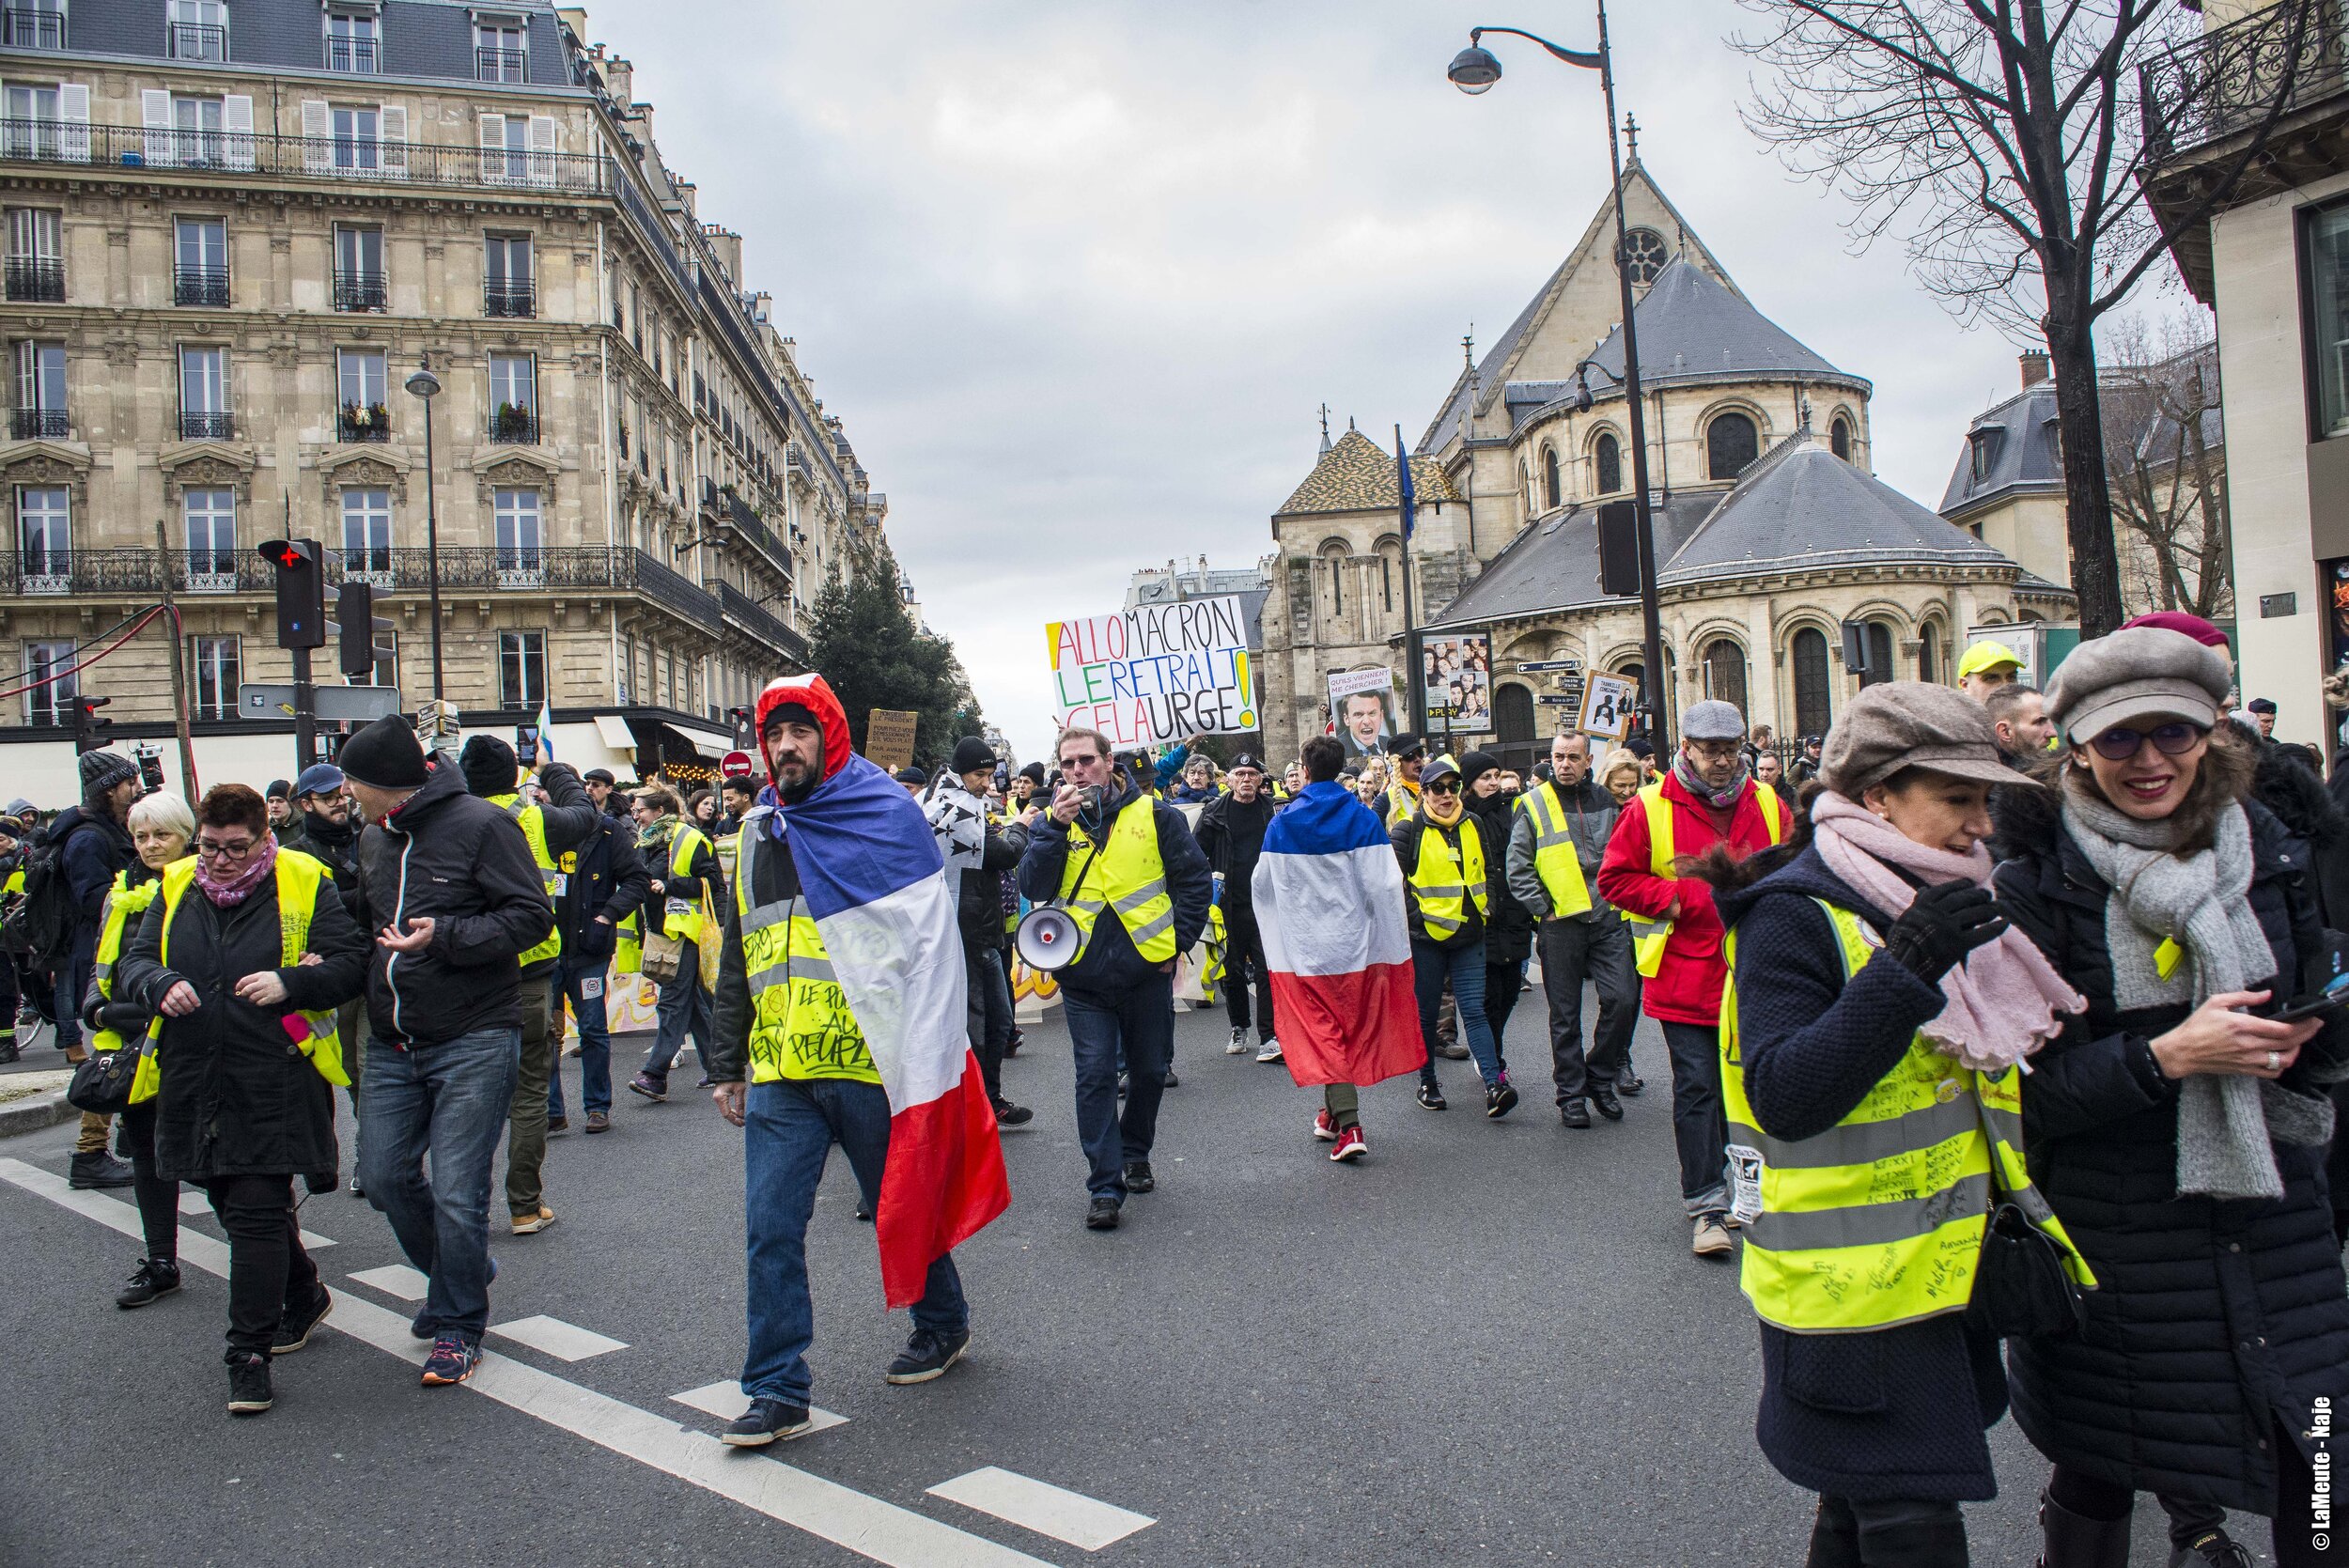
[[2043, 627, 2231, 745], [1820, 681, 2025, 796], [1681, 700, 1747, 742]]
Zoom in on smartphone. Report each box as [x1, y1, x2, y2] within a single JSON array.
[[515, 725, 539, 768], [2272, 970, 2349, 1023]]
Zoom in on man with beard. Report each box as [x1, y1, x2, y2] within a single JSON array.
[[1193, 753, 1279, 1063], [924, 735, 1034, 1127]]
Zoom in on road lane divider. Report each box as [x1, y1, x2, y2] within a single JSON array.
[[927, 1467, 1155, 1551]]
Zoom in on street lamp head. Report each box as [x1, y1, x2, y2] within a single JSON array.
[[1447, 44, 1501, 94], [1573, 373, 1595, 414], [403, 365, 441, 400]]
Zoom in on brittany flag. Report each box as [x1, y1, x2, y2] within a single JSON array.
[[1252, 777, 1425, 1090], [755, 675, 1009, 1308]]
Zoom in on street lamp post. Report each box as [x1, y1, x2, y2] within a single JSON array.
[[403, 358, 445, 702], [1450, 3, 1670, 746]]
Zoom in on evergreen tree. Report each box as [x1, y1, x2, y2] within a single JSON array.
[[802, 544, 984, 771]]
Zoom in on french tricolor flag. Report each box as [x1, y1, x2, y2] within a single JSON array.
[[766, 677, 1009, 1309], [1251, 780, 1425, 1088]]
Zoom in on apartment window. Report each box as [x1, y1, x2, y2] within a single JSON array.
[[189, 635, 239, 720], [23, 639, 74, 723], [12, 340, 64, 439], [2, 0, 65, 48], [333, 225, 383, 310], [484, 234, 533, 318], [477, 112, 552, 187], [173, 216, 227, 306], [498, 629, 545, 709], [3, 83, 59, 159], [488, 352, 536, 442], [323, 9, 378, 72], [337, 349, 387, 442], [333, 104, 379, 171], [182, 488, 236, 586], [340, 487, 391, 582], [5, 209, 61, 301], [179, 345, 229, 439], [630, 285, 642, 354], [475, 19, 526, 83], [493, 488, 541, 576], [2308, 201, 2349, 438], [16, 486, 68, 590], [167, 0, 227, 62]]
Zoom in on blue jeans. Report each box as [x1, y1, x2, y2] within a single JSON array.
[[641, 941, 712, 1086], [1413, 937, 1501, 1087], [741, 1078, 967, 1407], [359, 1025, 521, 1342], [548, 956, 611, 1118], [1062, 970, 1173, 1200]]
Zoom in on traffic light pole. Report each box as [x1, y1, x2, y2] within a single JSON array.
[[291, 644, 316, 773]]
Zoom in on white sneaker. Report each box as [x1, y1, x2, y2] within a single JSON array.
[[1224, 1027, 1251, 1055], [1255, 1039, 1283, 1063]]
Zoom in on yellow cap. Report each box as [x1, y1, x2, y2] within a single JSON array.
[[1956, 640, 2022, 679]]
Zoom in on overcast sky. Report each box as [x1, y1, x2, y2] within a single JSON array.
[[587, 0, 2188, 764]]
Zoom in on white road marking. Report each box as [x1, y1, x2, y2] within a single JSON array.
[[0, 1157, 1058, 1568], [927, 1467, 1155, 1551], [346, 1263, 429, 1300], [490, 1313, 627, 1361], [179, 1190, 209, 1216], [670, 1380, 849, 1435]]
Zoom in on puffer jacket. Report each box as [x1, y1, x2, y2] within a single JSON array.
[[1990, 784, 2349, 1512]]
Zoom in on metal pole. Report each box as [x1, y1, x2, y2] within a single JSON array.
[[1595, 0, 1669, 748], [156, 520, 198, 797], [421, 390, 445, 701], [291, 643, 315, 772]]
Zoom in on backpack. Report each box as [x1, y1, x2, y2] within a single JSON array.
[[1, 823, 85, 964]]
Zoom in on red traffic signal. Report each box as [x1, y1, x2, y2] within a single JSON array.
[[257, 537, 327, 649]]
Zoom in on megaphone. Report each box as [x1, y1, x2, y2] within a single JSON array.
[[1014, 906, 1083, 971]]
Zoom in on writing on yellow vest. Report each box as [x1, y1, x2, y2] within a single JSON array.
[[91, 868, 166, 1102], [1623, 780, 1784, 978], [157, 850, 349, 1088], [735, 811, 877, 1084], [1408, 814, 1488, 940], [1056, 796, 1176, 964], [489, 793, 563, 967], [1517, 782, 1594, 918], [1720, 897, 2093, 1333]]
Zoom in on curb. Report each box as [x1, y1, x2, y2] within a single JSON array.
[[0, 1090, 75, 1139]]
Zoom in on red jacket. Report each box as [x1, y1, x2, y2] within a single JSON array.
[[1594, 768, 1785, 1026]]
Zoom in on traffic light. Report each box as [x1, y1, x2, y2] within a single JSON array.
[[71, 693, 111, 753], [335, 581, 394, 679], [257, 537, 326, 649], [1596, 500, 1640, 597]]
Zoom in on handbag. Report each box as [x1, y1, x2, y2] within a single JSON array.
[[68, 1039, 147, 1116], [639, 926, 684, 985], [1965, 1202, 2087, 1339]]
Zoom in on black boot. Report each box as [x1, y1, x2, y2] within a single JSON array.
[[1866, 1514, 1970, 1568], [1804, 1498, 1862, 1568], [69, 1150, 135, 1189], [2037, 1489, 2132, 1568], [0, 1034, 19, 1065]]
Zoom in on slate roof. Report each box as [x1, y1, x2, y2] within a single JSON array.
[[1276, 428, 1462, 518], [1583, 257, 1853, 388], [1422, 493, 1719, 629], [1939, 380, 2062, 516]]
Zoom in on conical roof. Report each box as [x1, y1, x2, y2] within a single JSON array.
[[1276, 428, 1461, 517]]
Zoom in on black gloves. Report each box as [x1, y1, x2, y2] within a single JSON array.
[[1881, 880, 2007, 984]]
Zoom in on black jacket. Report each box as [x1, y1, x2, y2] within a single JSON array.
[[632, 815, 718, 933], [116, 852, 369, 1182], [1990, 785, 2349, 1512], [280, 806, 365, 925], [1390, 807, 1487, 949], [1466, 793, 1535, 966], [557, 812, 649, 964], [1716, 846, 2009, 1503], [351, 764, 555, 1048], [1192, 789, 1275, 907], [1017, 775, 1212, 995]]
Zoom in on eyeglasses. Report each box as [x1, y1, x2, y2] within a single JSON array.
[[195, 837, 257, 862], [2086, 722, 2207, 762], [1423, 779, 1462, 795]]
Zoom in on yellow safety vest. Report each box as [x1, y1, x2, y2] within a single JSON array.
[[488, 793, 563, 967], [1408, 813, 1488, 941], [1384, 778, 1419, 824], [1057, 796, 1177, 964], [91, 870, 166, 1102], [614, 908, 642, 974], [735, 811, 876, 1085], [1721, 897, 2093, 1333], [1517, 782, 1594, 919], [1623, 780, 1785, 978], [156, 850, 349, 1088], [659, 823, 714, 942]]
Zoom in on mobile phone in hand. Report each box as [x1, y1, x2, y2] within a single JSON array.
[[2272, 971, 2349, 1023]]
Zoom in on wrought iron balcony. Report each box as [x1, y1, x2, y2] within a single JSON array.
[[323, 35, 378, 72], [476, 46, 528, 83], [333, 269, 385, 312], [338, 402, 391, 443], [2141, 0, 2346, 164], [167, 21, 227, 60], [175, 549, 263, 594], [5, 548, 162, 597], [1, 7, 64, 47], [173, 265, 229, 307], [485, 280, 535, 318], [490, 406, 538, 444], [717, 581, 803, 660], [179, 411, 233, 441], [0, 116, 609, 197], [9, 408, 66, 440], [5, 254, 62, 301]]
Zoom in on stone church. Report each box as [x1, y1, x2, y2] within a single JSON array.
[[1256, 163, 2074, 769]]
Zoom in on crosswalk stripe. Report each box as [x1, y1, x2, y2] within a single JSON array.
[[926, 1467, 1154, 1551], [490, 1314, 628, 1361], [0, 1157, 1058, 1568], [669, 1380, 850, 1435], [346, 1263, 429, 1300]]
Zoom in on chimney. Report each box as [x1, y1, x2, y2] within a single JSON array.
[[603, 55, 632, 102], [2019, 349, 2050, 388]]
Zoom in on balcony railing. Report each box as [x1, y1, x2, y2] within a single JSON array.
[[9, 408, 66, 440], [167, 21, 227, 60], [2141, 0, 2345, 163], [489, 407, 538, 444], [5, 255, 63, 301], [323, 36, 378, 72], [333, 269, 385, 311], [6, 548, 159, 596], [179, 410, 232, 441], [173, 265, 229, 307], [175, 548, 260, 594], [476, 45, 527, 83], [484, 280, 535, 318], [338, 402, 391, 443], [0, 117, 607, 194], [711, 484, 793, 578], [717, 581, 803, 660], [2, 7, 62, 47]]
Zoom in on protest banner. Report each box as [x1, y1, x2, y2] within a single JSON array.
[[1048, 596, 1258, 746], [1327, 666, 1399, 758], [865, 708, 919, 770]]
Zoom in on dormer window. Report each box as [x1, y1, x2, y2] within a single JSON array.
[[1968, 427, 2002, 485], [475, 15, 526, 82], [324, 8, 379, 73]]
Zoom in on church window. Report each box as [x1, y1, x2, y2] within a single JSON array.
[[1381, 553, 1393, 613], [1518, 459, 1532, 514], [1829, 415, 1852, 462], [1707, 411, 1758, 481], [1919, 623, 1940, 684], [1595, 431, 1622, 495], [1494, 682, 1534, 749], [1792, 628, 1831, 737], [1703, 638, 1748, 714], [1542, 445, 1561, 509], [1620, 226, 1668, 287], [1859, 620, 1896, 688]]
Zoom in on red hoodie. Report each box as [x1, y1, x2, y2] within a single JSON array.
[[753, 673, 854, 794]]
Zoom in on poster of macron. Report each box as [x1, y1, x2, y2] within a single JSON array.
[[1048, 597, 1258, 747]]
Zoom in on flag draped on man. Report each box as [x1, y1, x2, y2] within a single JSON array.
[[757, 675, 1010, 1308], [1252, 780, 1424, 1087]]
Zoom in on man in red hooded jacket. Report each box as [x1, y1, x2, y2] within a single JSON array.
[[1595, 700, 1787, 1259]]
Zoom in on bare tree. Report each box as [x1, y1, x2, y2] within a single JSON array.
[[1733, 0, 2311, 634], [2100, 315, 2229, 620]]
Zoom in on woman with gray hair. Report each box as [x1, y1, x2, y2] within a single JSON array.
[[1992, 626, 2349, 1568]]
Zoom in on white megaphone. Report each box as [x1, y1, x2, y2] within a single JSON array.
[[1014, 905, 1084, 971]]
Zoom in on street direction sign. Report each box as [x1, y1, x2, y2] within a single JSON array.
[[1516, 660, 1583, 673], [721, 750, 754, 779], [1537, 694, 1579, 705], [241, 683, 404, 723]]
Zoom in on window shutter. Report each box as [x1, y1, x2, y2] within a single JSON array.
[[379, 102, 406, 178], [222, 94, 254, 171], [478, 111, 505, 183], [527, 114, 555, 188], [301, 98, 331, 172], [142, 87, 173, 166], [58, 83, 88, 163]]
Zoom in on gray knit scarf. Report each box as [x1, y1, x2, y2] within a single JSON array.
[[2061, 782, 2336, 1201], [1672, 753, 1750, 811]]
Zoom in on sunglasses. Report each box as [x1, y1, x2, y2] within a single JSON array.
[[2086, 722, 2207, 762], [1423, 779, 1462, 795]]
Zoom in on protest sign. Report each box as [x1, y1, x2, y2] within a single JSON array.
[[1327, 666, 1398, 758], [1048, 596, 1258, 746], [865, 708, 919, 770], [1422, 634, 1492, 729], [1578, 673, 1640, 741]]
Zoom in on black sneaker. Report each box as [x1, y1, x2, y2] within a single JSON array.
[[1559, 1096, 1592, 1129], [1416, 1081, 1447, 1111], [723, 1396, 814, 1446], [1485, 1079, 1519, 1119], [68, 1150, 135, 1189], [1003, 1028, 1023, 1058], [993, 1099, 1034, 1128], [1160, 1068, 1178, 1088], [1085, 1195, 1121, 1230], [884, 1326, 972, 1385], [1616, 1069, 1644, 1096], [272, 1287, 334, 1355], [1122, 1160, 1155, 1193], [1589, 1083, 1624, 1122], [226, 1353, 272, 1416], [117, 1256, 181, 1310]]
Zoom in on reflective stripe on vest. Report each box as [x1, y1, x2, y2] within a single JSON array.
[[1519, 783, 1593, 918], [1624, 779, 1785, 977], [1409, 815, 1488, 941], [491, 795, 563, 966], [157, 850, 348, 1088], [1720, 896, 2092, 1333], [92, 870, 166, 1101], [734, 819, 874, 1084], [1057, 796, 1177, 963], [663, 824, 712, 942]]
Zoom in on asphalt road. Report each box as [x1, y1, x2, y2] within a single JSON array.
[[0, 1001, 2265, 1567]]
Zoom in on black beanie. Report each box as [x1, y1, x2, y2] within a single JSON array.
[[762, 702, 818, 737], [1458, 749, 1502, 791], [460, 733, 520, 797], [340, 715, 429, 790], [79, 749, 139, 798], [949, 736, 997, 776], [1018, 761, 1046, 786]]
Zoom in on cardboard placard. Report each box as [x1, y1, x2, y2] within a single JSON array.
[[865, 708, 919, 771]]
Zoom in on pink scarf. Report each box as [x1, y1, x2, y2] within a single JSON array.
[[194, 831, 279, 908], [1809, 792, 2080, 1072]]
